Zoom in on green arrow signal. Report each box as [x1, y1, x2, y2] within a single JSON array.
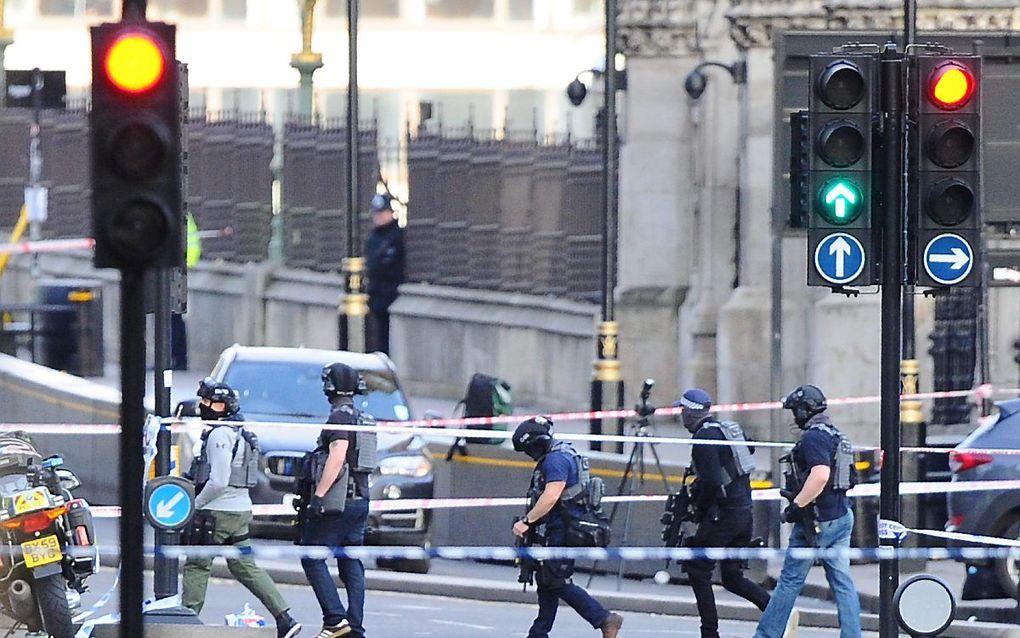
[[817, 178, 863, 225]]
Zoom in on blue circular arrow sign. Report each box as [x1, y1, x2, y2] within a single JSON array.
[[814, 232, 866, 285], [144, 477, 195, 532], [923, 233, 973, 286]]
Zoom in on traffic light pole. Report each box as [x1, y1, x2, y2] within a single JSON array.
[[153, 268, 177, 599], [120, 269, 147, 638], [878, 44, 904, 638]]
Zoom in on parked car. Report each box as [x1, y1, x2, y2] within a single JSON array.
[[946, 399, 1020, 595], [175, 345, 434, 573]]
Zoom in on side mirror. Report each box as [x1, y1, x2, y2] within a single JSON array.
[[175, 399, 200, 418], [55, 468, 81, 492]]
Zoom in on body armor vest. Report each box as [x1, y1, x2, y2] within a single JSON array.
[[694, 420, 756, 487], [311, 413, 378, 513], [190, 425, 260, 489], [796, 422, 856, 491], [528, 442, 604, 512]]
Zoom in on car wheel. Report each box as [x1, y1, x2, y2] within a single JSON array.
[[992, 510, 1020, 595]]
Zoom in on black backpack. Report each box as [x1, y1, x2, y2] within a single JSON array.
[[446, 374, 513, 458]]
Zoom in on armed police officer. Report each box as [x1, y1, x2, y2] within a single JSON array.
[[298, 363, 377, 638], [753, 385, 861, 638], [676, 388, 771, 638], [511, 417, 624, 638], [182, 379, 301, 638]]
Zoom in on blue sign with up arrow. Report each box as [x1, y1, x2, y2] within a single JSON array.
[[923, 233, 973, 286], [144, 477, 195, 532], [814, 232, 866, 285]]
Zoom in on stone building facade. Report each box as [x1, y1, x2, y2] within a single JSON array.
[[615, 0, 1020, 444]]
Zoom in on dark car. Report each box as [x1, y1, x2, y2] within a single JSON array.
[[946, 399, 1020, 595], [177, 345, 434, 573]]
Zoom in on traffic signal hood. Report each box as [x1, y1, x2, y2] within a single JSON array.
[[90, 22, 182, 270]]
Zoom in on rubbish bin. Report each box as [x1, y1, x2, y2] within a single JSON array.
[[34, 279, 104, 377]]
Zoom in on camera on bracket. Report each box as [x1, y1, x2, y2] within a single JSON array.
[[635, 378, 657, 418]]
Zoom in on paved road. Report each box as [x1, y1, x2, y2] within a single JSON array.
[[74, 569, 877, 638]]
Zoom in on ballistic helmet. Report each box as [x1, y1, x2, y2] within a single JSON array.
[[196, 379, 240, 417], [674, 388, 712, 434], [782, 384, 827, 428], [322, 362, 366, 398], [512, 416, 554, 461]]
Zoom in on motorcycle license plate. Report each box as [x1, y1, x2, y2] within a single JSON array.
[[22, 535, 62, 568]]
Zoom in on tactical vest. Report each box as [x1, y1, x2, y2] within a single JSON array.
[[694, 420, 756, 487], [797, 422, 856, 491], [528, 442, 604, 513], [310, 414, 378, 513], [189, 425, 260, 489]]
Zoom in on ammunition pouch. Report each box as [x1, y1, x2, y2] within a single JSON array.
[[181, 510, 216, 546], [563, 510, 611, 548]]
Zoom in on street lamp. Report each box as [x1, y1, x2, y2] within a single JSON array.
[[565, 67, 627, 107], [683, 60, 747, 99]]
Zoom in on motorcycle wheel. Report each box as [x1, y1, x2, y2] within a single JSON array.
[[34, 573, 74, 638]]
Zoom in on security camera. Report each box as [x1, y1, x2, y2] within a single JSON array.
[[684, 70, 707, 100], [566, 78, 588, 106]]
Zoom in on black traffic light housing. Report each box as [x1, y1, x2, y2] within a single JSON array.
[[911, 53, 981, 287], [806, 53, 879, 288], [90, 21, 182, 270]]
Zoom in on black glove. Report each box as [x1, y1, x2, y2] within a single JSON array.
[[780, 489, 796, 503], [307, 495, 324, 518], [782, 501, 807, 524]]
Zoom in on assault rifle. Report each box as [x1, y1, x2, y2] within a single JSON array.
[[660, 469, 696, 567], [779, 453, 821, 547], [515, 516, 541, 591]]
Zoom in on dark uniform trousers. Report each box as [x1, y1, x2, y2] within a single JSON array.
[[527, 527, 610, 638], [685, 507, 771, 638]]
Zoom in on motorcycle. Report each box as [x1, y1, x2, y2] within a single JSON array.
[[0, 447, 98, 638]]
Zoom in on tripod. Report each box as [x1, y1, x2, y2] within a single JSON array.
[[587, 379, 671, 589]]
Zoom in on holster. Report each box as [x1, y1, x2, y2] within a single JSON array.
[[181, 510, 217, 546]]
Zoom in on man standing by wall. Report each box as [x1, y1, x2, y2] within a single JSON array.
[[364, 193, 404, 355]]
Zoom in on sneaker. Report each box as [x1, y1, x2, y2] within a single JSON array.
[[276, 612, 302, 638], [600, 612, 624, 638], [314, 620, 352, 638], [782, 609, 799, 638]]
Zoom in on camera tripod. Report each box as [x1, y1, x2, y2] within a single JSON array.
[[587, 379, 671, 589]]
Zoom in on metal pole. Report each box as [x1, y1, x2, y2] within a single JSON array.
[[590, 0, 622, 453], [878, 44, 904, 638], [153, 269, 177, 598], [28, 68, 42, 280], [120, 269, 147, 638], [121, 0, 145, 21], [339, 0, 367, 352]]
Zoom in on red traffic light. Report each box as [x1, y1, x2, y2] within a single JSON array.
[[928, 62, 975, 110], [104, 32, 166, 95]]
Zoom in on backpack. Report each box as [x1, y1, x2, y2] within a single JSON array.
[[460, 373, 513, 445], [186, 425, 260, 490]]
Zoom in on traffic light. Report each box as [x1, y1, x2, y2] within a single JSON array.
[[807, 54, 879, 287], [912, 54, 981, 287], [90, 22, 181, 270]]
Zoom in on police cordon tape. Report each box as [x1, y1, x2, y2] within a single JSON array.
[[83, 478, 1020, 520], [0, 237, 95, 255], [80, 542, 1020, 563]]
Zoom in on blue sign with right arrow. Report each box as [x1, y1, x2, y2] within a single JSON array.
[[923, 233, 973, 286], [814, 232, 866, 285]]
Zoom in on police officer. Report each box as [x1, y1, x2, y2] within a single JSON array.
[[182, 379, 301, 638], [364, 192, 405, 355], [676, 388, 771, 638], [300, 363, 377, 638], [511, 417, 624, 638], [753, 385, 862, 638]]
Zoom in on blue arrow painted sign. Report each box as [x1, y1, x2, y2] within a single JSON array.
[[145, 479, 194, 531], [814, 232, 866, 285], [923, 233, 973, 286]]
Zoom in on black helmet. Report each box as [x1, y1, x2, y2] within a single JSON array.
[[322, 362, 366, 398], [512, 416, 554, 461], [196, 379, 240, 417], [782, 384, 827, 428]]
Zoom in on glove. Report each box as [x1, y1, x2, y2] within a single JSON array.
[[307, 495, 324, 518], [780, 489, 796, 503], [782, 502, 807, 524]]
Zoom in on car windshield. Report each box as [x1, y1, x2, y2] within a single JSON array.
[[223, 360, 410, 422]]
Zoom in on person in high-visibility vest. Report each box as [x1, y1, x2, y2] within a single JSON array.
[[171, 213, 202, 370]]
